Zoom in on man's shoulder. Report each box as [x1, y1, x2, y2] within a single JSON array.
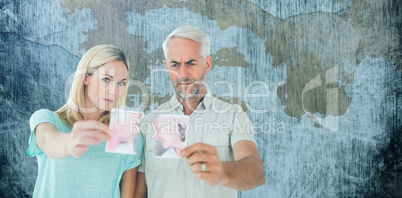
[[140, 101, 174, 122], [209, 96, 245, 114]]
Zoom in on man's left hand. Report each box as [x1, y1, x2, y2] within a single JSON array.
[[180, 143, 228, 186]]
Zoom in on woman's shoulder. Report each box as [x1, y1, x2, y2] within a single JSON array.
[[30, 109, 67, 128], [33, 108, 55, 114], [31, 109, 57, 120]]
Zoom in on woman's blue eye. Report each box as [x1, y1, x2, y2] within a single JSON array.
[[119, 82, 126, 86], [102, 78, 110, 83]]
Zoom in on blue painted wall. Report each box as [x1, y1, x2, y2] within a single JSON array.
[[0, 0, 401, 197]]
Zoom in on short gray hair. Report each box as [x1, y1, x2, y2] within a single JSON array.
[[162, 26, 210, 61]]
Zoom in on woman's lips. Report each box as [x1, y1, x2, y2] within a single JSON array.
[[104, 98, 114, 103]]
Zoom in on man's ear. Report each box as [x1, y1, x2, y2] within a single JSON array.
[[164, 60, 168, 70], [83, 73, 89, 85], [205, 56, 212, 74]]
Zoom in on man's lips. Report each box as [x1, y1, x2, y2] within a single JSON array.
[[178, 82, 192, 86]]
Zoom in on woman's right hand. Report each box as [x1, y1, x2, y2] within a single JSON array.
[[64, 120, 111, 158]]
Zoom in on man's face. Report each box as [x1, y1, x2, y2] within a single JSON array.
[[164, 37, 212, 100]]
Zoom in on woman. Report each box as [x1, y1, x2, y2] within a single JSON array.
[[27, 44, 142, 197]]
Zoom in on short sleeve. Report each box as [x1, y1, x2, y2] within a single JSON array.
[[231, 105, 256, 146], [125, 133, 144, 170], [137, 151, 145, 172], [27, 109, 56, 157], [137, 121, 148, 173], [137, 136, 146, 172]]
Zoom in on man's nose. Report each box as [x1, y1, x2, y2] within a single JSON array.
[[177, 63, 189, 78]]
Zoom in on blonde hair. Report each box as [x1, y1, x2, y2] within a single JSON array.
[[56, 44, 129, 128]]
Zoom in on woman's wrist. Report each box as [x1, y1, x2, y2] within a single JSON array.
[[61, 133, 71, 158]]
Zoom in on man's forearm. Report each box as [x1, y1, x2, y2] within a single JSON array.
[[220, 154, 265, 191]]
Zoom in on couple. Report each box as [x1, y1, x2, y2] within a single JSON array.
[[27, 26, 265, 198]]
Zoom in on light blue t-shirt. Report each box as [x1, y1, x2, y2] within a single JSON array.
[[27, 109, 143, 198]]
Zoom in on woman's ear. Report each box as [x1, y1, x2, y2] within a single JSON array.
[[83, 73, 89, 85]]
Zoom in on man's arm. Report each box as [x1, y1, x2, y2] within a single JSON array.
[[221, 140, 265, 190], [134, 172, 147, 198], [181, 140, 265, 191], [120, 167, 137, 198]]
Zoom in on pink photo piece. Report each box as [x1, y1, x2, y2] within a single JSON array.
[[153, 115, 189, 158], [108, 119, 138, 151], [105, 109, 143, 154]]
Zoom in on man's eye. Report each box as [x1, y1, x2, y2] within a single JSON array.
[[171, 64, 177, 67], [118, 82, 126, 86], [102, 78, 110, 83]]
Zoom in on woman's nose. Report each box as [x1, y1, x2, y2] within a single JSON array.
[[107, 82, 118, 96]]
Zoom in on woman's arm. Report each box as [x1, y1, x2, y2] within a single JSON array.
[[35, 123, 70, 158], [120, 167, 138, 198], [134, 172, 147, 198], [35, 121, 111, 159]]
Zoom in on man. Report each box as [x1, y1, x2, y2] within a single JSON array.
[[135, 26, 265, 198]]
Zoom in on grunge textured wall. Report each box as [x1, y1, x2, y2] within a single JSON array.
[[0, 0, 401, 197]]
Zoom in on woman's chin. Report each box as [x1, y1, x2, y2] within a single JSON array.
[[97, 106, 112, 112], [99, 103, 115, 111]]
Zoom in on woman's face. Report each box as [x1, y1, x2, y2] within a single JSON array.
[[84, 61, 128, 112]]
